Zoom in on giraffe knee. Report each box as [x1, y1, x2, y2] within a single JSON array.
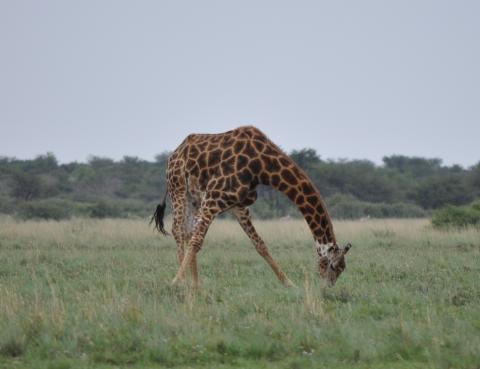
[[189, 238, 203, 253], [193, 245, 202, 253]]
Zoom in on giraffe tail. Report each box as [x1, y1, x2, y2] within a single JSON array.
[[150, 189, 169, 236]]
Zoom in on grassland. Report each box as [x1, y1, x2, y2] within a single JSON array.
[[0, 216, 479, 369]]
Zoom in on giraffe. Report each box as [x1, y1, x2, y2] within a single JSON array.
[[151, 126, 352, 287]]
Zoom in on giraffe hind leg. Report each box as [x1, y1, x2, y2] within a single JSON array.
[[170, 190, 188, 281], [233, 207, 295, 287], [172, 208, 214, 286], [185, 199, 201, 287], [172, 196, 221, 286]]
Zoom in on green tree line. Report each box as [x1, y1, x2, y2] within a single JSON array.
[[0, 150, 479, 220]]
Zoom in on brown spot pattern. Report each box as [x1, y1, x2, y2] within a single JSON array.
[[166, 125, 337, 256]]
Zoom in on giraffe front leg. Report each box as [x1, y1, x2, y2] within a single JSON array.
[[233, 207, 295, 287]]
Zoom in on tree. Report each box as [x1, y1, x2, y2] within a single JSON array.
[[11, 172, 44, 201], [28, 153, 58, 173], [383, 155, 442, 177], [470, 162, 480, 194], [0, 151, 477, 220], [413, 175, 474, 209], [312, 160, 398, 203], [88, 156, 114, 170], [155, 152, 170, 167], [290, 148, 321, 171]]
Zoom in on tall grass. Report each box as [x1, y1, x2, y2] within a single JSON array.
[[0, 216, 479, 368]]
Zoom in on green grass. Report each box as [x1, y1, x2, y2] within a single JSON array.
[[0, 217, 479, 369]]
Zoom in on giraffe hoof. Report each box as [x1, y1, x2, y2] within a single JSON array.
[[283, 279, 296, 288]]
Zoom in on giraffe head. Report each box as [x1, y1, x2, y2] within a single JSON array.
[[316, 243, 352, 286]]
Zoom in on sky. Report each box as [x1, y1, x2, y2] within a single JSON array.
[[1, 0, 479, 167]]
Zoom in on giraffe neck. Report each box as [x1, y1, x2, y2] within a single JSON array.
[[260, 156, 336, 245], [289, 180, 336, 245]]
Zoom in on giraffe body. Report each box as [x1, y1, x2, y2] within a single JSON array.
[[154, 126, 351, 287]]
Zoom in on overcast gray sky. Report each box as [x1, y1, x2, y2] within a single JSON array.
[[1, 0, 479, 166]]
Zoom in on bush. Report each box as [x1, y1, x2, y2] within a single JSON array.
[[413, 175, 474, 209], [327, 194, 365, 219], [327, 194, 426, 219], [431, 202, 480, 228], [18, 199, 73, 220], [471, 200, 480, 212], [0, 195, 15, 214], [10, 172, 44, 201], [89, 200, 121, 218], [88, 199, 152, 218], [364, 202, 426, 218]]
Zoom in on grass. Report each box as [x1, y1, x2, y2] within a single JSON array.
[[0, 216, 479, 368]]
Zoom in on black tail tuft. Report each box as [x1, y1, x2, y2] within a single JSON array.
[[150, 200, 169, 236]]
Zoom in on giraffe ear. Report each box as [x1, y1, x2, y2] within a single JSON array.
[[343, 243, 352, 255]]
